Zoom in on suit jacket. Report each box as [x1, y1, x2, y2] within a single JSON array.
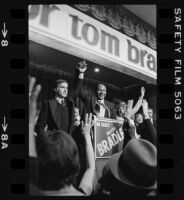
[[82, 96, 116, 119], [35, 77, 83, 135], [35, 98, 75, 135], [137, 119, 156, 146], [152, 117, 157, 129]]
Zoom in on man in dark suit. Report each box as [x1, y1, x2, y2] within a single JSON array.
[[35, 61, 87, 135], [136, 101, 156, 146], [148, 107, 157, 128], [82, 83, 116, 119]]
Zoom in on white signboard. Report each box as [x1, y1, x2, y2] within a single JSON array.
[[29, 5, 157, 79]]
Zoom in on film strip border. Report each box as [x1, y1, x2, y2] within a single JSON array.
[[158, 3, 183, 199], [0, 3, 27, 198], [0, 2, 183, 200], [158, 7, 175, 196]]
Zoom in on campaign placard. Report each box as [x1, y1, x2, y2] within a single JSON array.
[[94, 118, 124, 158]]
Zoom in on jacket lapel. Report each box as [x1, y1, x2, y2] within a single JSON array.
[[92, 96, 97, 113], [66, 98, 74, 134], [49, 99, 60, 129], [104, 100, 111, 118]]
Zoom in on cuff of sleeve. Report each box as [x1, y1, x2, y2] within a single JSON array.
[[78, 73, 84, 79], [78, 184, 92, 196], [144, 115, 150, 119]]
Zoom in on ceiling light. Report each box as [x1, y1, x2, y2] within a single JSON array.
[[94, 68, 100, 72]]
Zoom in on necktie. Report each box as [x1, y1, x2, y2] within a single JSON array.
[[96, 101, 110, 118], [61, 98, 66, 106]]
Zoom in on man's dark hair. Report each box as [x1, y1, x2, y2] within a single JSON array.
[[148, 107, 153, 111], [96, 83, 106, 90], [36, 130, 80, 190], [54, 79, 68, 89]]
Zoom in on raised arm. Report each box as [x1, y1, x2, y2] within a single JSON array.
[[124, 100, 139, 139], [79, 113, 95, 195], [131, 86, 145, 117], [73, 60, 87, 99], [35, 100, 48, 135], [29, 77, 41, 158]]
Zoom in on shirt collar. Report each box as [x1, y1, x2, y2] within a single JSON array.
[[98, 99, 104, 104], [55, 96, 65, 104]]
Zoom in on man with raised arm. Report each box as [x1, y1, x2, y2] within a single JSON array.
[[35, 61, 87, 135]]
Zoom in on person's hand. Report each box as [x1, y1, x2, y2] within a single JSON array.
[[140, 86, 145, 98], [29, 76, 41, 157], [77, 60, 87, 73], [29, 77, 41, 126], [142, 99, 149, 118], [125, 118, 140, 139], [81, 113, 92, 137], [128, 125, 137, 138], [124, 99, 134, 119]]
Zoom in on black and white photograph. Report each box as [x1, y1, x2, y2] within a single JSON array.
[[29, 4, 157, 196]]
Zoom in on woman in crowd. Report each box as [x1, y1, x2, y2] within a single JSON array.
[[134, 113, 144, 127]]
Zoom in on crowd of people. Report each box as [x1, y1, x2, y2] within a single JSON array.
[[29, 61, 157, 196]]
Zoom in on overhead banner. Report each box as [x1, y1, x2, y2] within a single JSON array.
[[94, 118, 124, 158], [29, 5, 157, 79]]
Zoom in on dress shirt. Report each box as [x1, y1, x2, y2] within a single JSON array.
[[150, 118, 153, 124], [55, 96, 66, 105], [98, 99, 104, 104], [96, 99, 110, 118]]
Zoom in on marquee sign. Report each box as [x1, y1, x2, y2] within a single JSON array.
[[94, 118, 124, 158], [73, 5, 156, 50], [29, 5, 157, 80]]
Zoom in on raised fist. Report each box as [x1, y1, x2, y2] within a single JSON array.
[[77, 60, 87, 73]]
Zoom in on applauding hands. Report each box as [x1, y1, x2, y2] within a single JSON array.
[[140, 86, 145, 98], [124, 100, 134, 119]]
